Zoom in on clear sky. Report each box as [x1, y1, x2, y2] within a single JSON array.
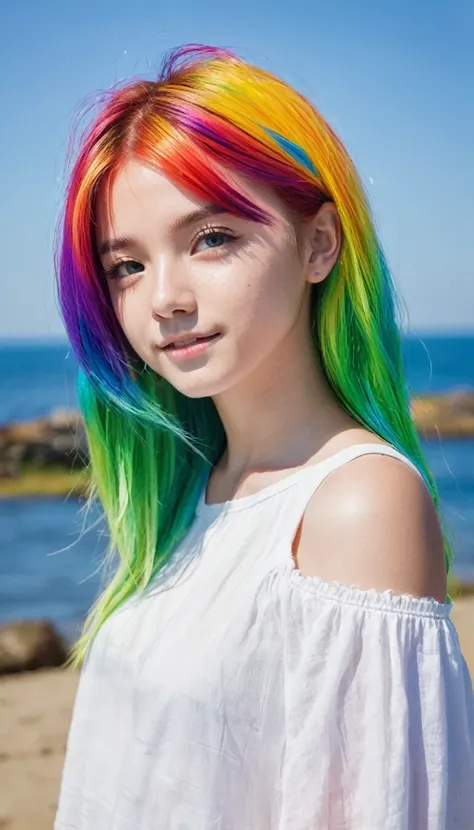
[[2, 0, 473, 338]]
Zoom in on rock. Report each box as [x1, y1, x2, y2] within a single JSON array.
[[0, 621, 68, 675], [411, 390, 474, 438], [0, 409, 88, 478], [1, 391, 474, 484]]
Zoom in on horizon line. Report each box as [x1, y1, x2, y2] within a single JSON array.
[[1, 326, 474, 345]]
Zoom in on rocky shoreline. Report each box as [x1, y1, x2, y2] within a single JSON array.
[[410, 389, 474, 438], [0, 391, 473, 499], [0, 621, 69, 677]]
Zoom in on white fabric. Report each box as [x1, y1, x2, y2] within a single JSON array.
[[55, 443, 474, 829]]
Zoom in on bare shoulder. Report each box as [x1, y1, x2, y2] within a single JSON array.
[[294, 452, 448, 602]]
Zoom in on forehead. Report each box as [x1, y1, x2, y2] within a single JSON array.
[[96, 162, 195, 235], [94, 159, 293, 243]]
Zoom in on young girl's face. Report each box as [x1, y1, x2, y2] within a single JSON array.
[[95, 160, 325, 399]]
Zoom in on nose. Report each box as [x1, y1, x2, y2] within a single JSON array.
[[150, 255, 196, 320]]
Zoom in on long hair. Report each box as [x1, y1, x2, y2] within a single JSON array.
[[56, 43, 452, 667]]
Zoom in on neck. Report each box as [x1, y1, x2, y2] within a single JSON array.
[[211, 322, 355, 480]]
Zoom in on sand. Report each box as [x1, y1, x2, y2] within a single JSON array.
[[1, 599, 474, 830], [0, 667, 78, 830]]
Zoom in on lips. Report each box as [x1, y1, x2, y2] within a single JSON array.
[[163, 333, 220, 350]]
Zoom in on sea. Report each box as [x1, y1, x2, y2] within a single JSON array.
[[1, 335, 474, 642]]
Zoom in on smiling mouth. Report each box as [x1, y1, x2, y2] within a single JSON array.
[[163, 333, 221, 350]]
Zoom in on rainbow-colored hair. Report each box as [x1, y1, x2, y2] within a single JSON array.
[[56, 43, 452, 667]]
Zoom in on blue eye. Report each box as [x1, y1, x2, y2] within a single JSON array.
[[105, 260, 143, 280], [207, 233, 225, 247], [194, 229, 236, 253]]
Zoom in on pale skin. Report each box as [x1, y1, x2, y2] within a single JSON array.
[[96, 159, 447, 603]]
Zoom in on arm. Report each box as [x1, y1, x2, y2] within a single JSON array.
[[278, 453, 474, 829], [294, 452, 448, 602]]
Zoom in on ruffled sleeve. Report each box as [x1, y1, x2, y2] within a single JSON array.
[[278, 567, 474, 830]]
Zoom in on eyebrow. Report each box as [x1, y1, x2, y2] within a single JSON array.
[[98, 203, 229, 257]]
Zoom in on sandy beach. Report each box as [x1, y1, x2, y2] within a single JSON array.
[[1, 598, 473, 830]]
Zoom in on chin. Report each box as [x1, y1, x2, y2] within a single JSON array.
[[143, 362, 229, 399], [169, 375, 231, 400]]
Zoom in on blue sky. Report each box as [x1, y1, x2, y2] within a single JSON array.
[[2, 0, 473, 338]]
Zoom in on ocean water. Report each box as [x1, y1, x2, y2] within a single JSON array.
[[0, 335, 473, 638]]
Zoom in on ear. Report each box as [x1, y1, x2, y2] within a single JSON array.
[[303, 202, 342, 285]]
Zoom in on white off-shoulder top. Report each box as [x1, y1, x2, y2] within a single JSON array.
[[55, 443, 474, 830]]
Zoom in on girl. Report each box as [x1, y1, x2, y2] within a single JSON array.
[[54, 44, 474, 829]]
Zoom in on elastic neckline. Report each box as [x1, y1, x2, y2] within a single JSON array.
[[195, 442, 411, 518], [286, 561, 453, 619]]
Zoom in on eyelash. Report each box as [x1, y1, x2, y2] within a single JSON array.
[[193, 225, 239, 253], [102, 226, 240, 280]]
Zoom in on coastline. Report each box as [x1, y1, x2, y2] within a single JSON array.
[[0, 391, 474, 499]]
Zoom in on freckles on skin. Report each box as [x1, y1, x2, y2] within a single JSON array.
[[94, 161, 310, 398], [212, 234, 306, 378]]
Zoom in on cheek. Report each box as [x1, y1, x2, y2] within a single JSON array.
[[228, 254, 304, 345], [109, 286, 146, 350]]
